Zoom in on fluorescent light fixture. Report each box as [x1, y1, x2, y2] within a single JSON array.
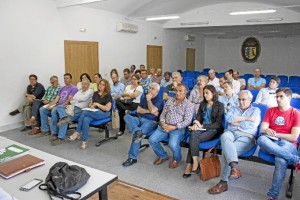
[[247, 18, 283, 22], [146, 15, 180, 21], [230, 9, 276, 15], [180, 21, 209, 26]]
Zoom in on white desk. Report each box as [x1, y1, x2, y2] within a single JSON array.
[[0, 138, 117, 200]]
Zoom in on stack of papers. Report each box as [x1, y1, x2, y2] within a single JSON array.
[[0, 144, 29, 163]]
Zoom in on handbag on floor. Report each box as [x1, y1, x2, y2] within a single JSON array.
[[111, 109, 120, 129], [65, 105, 74, 116], [39, 162, 90, 200], [199, 147, 221, 181]]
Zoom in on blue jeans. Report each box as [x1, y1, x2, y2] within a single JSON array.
[[149, 126, 185, 162], [40, 106, 56, 132], [76, 110, 110, 141], [124, 115, 158, 160], [257, 135, 299, 198], [220, 130, 255, 181], [55, 105, 82, 139]]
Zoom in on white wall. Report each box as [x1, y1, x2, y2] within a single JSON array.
[[204, 35, 300, 76], [0, 0, 204, 131]]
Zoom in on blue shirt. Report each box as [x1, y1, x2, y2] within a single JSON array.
[[248, 77, 266, 87], [110, 82, 125, 98], [218, 94, 239, 113], [203, 106, 212, 125], [139, 94, 164, 121], [160, 78, 172, 87], [139, 77, 151, 94], [225, 105, 261, 136]]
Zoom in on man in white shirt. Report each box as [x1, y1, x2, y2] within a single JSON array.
[[233, 71, 246, 90], [207, 69, 220, 88], [225, 69, 240, 94]]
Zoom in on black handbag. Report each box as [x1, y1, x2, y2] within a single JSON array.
[[120, 98, 134, 105], [39, 162, 90, 200]]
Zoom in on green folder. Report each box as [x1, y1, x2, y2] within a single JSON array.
[[0, 144, 29, 163]]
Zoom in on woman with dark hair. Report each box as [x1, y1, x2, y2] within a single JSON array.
[[116, 74, 143, 136], [110, 68, 119, 77], [77, 73, 93, 90], [93, 73, 102, 91], [183, 85, 225, 178], [69, 79, 112, 150]]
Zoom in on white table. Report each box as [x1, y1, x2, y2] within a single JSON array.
[[0, 138, 117, 200]]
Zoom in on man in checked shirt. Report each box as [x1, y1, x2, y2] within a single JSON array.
[[149, 84, 193, 169]]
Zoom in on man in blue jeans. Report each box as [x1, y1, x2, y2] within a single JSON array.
[[257, 88, 300, 200], [149, 84, 193, 169], [122, 83, 164, 167], [209, 90, 261, 194]]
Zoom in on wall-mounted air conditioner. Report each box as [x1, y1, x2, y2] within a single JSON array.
[[116, 22, 138, 33], [184, 35, 195, 41]]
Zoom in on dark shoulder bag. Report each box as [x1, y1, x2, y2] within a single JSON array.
[[39, 162, 90, 200]]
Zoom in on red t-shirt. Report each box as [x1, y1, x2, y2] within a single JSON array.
[[263, 107, 300, 144]]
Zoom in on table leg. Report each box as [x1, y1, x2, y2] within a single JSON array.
[[99, 187, 108, 200]]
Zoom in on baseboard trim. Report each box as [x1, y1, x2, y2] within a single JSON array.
[[0, 121, 23, 132]]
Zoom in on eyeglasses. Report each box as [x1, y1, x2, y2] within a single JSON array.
[[238, 98, 248, 102]]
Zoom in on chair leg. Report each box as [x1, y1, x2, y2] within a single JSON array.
[[95, 123, 118, 147], [286, 168, 294, 198]]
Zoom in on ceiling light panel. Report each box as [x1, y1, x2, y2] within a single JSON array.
[[230, 9, 276, 15]]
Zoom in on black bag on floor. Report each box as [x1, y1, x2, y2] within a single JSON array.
[[39, 162, 90, 200]]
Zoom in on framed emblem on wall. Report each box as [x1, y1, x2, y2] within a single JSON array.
[[241, 37, 260, 63]]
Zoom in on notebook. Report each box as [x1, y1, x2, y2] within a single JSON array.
[[0, 154, 45, 179], [0, 144, 29, 163]]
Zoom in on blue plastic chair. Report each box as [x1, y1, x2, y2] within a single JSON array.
[[249, 89, 259, 102], [278, 75, 288, 87], [291, 98, 300, 110]]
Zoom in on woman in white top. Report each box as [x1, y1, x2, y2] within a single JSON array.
[[255, 76, 280, 107], [116, 74, 143, 136]]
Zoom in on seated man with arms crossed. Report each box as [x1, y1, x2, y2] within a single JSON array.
[[257, 88, 300, 200], [9, 74, 45, 132], [39, 73, 78, 137], [122, 83, 164, 167], [209, 90, 261, 194], [28, 75, 60, 135], [149, 84, 193, 169]]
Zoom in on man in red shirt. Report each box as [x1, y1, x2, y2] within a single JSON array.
[[257, 87, 300, 200]]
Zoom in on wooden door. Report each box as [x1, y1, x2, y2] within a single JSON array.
[[147, 45, 162, 73], [64, 40, 99, 83], [186, 48, 195, 71]]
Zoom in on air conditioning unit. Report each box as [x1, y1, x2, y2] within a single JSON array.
[[116, 22, 138, 33], [184, 35, 195, 41]]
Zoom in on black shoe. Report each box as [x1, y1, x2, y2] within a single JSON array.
[[122, 158, 137, 167], [20, 126, 31, 132], [191, 165, 200, 174], [133, 130, 146, 143], [9, 109, 20, 116], [182, 173, 191, 178]]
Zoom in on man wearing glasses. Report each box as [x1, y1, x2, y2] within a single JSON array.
[[209, 90, 261, 194], [9, 74, 45, 132], [257, 88, 300, 200]]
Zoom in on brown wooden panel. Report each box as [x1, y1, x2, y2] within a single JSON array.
[[64, 40, 99, 83], [147, 45, 162, 73], [186, 48, 195, 71]]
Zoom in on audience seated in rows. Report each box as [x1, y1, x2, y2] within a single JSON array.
[[51, 79, 93, 146], [122, 83, 164, 167], [218, 81, 239, 113], [233, 70, 246, 90], [209, 90, 261, 194], [68, 79, 112, 150], [225, 69, 240, 94], [29, 76, 60, 135], [160, 71, 172, 87], [40, 73, 78, 137], [207, 69, 220, 88], [188, 75, 208, 114], [255, 76, 280, 107], [9, 74, 45, 132], [257, 87, 300, 200], [116, 74, 143, 136], [183, 85, 224, 178], [247, 68, 266, 90], [163, 72, 182, 101], [149, 84, 193, 169]]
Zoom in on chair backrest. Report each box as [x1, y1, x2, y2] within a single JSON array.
[[291, 98, 300, 110], [252, 103, 269, 121], [249, 89, 259, 102], [278, 75, 288, 87]]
